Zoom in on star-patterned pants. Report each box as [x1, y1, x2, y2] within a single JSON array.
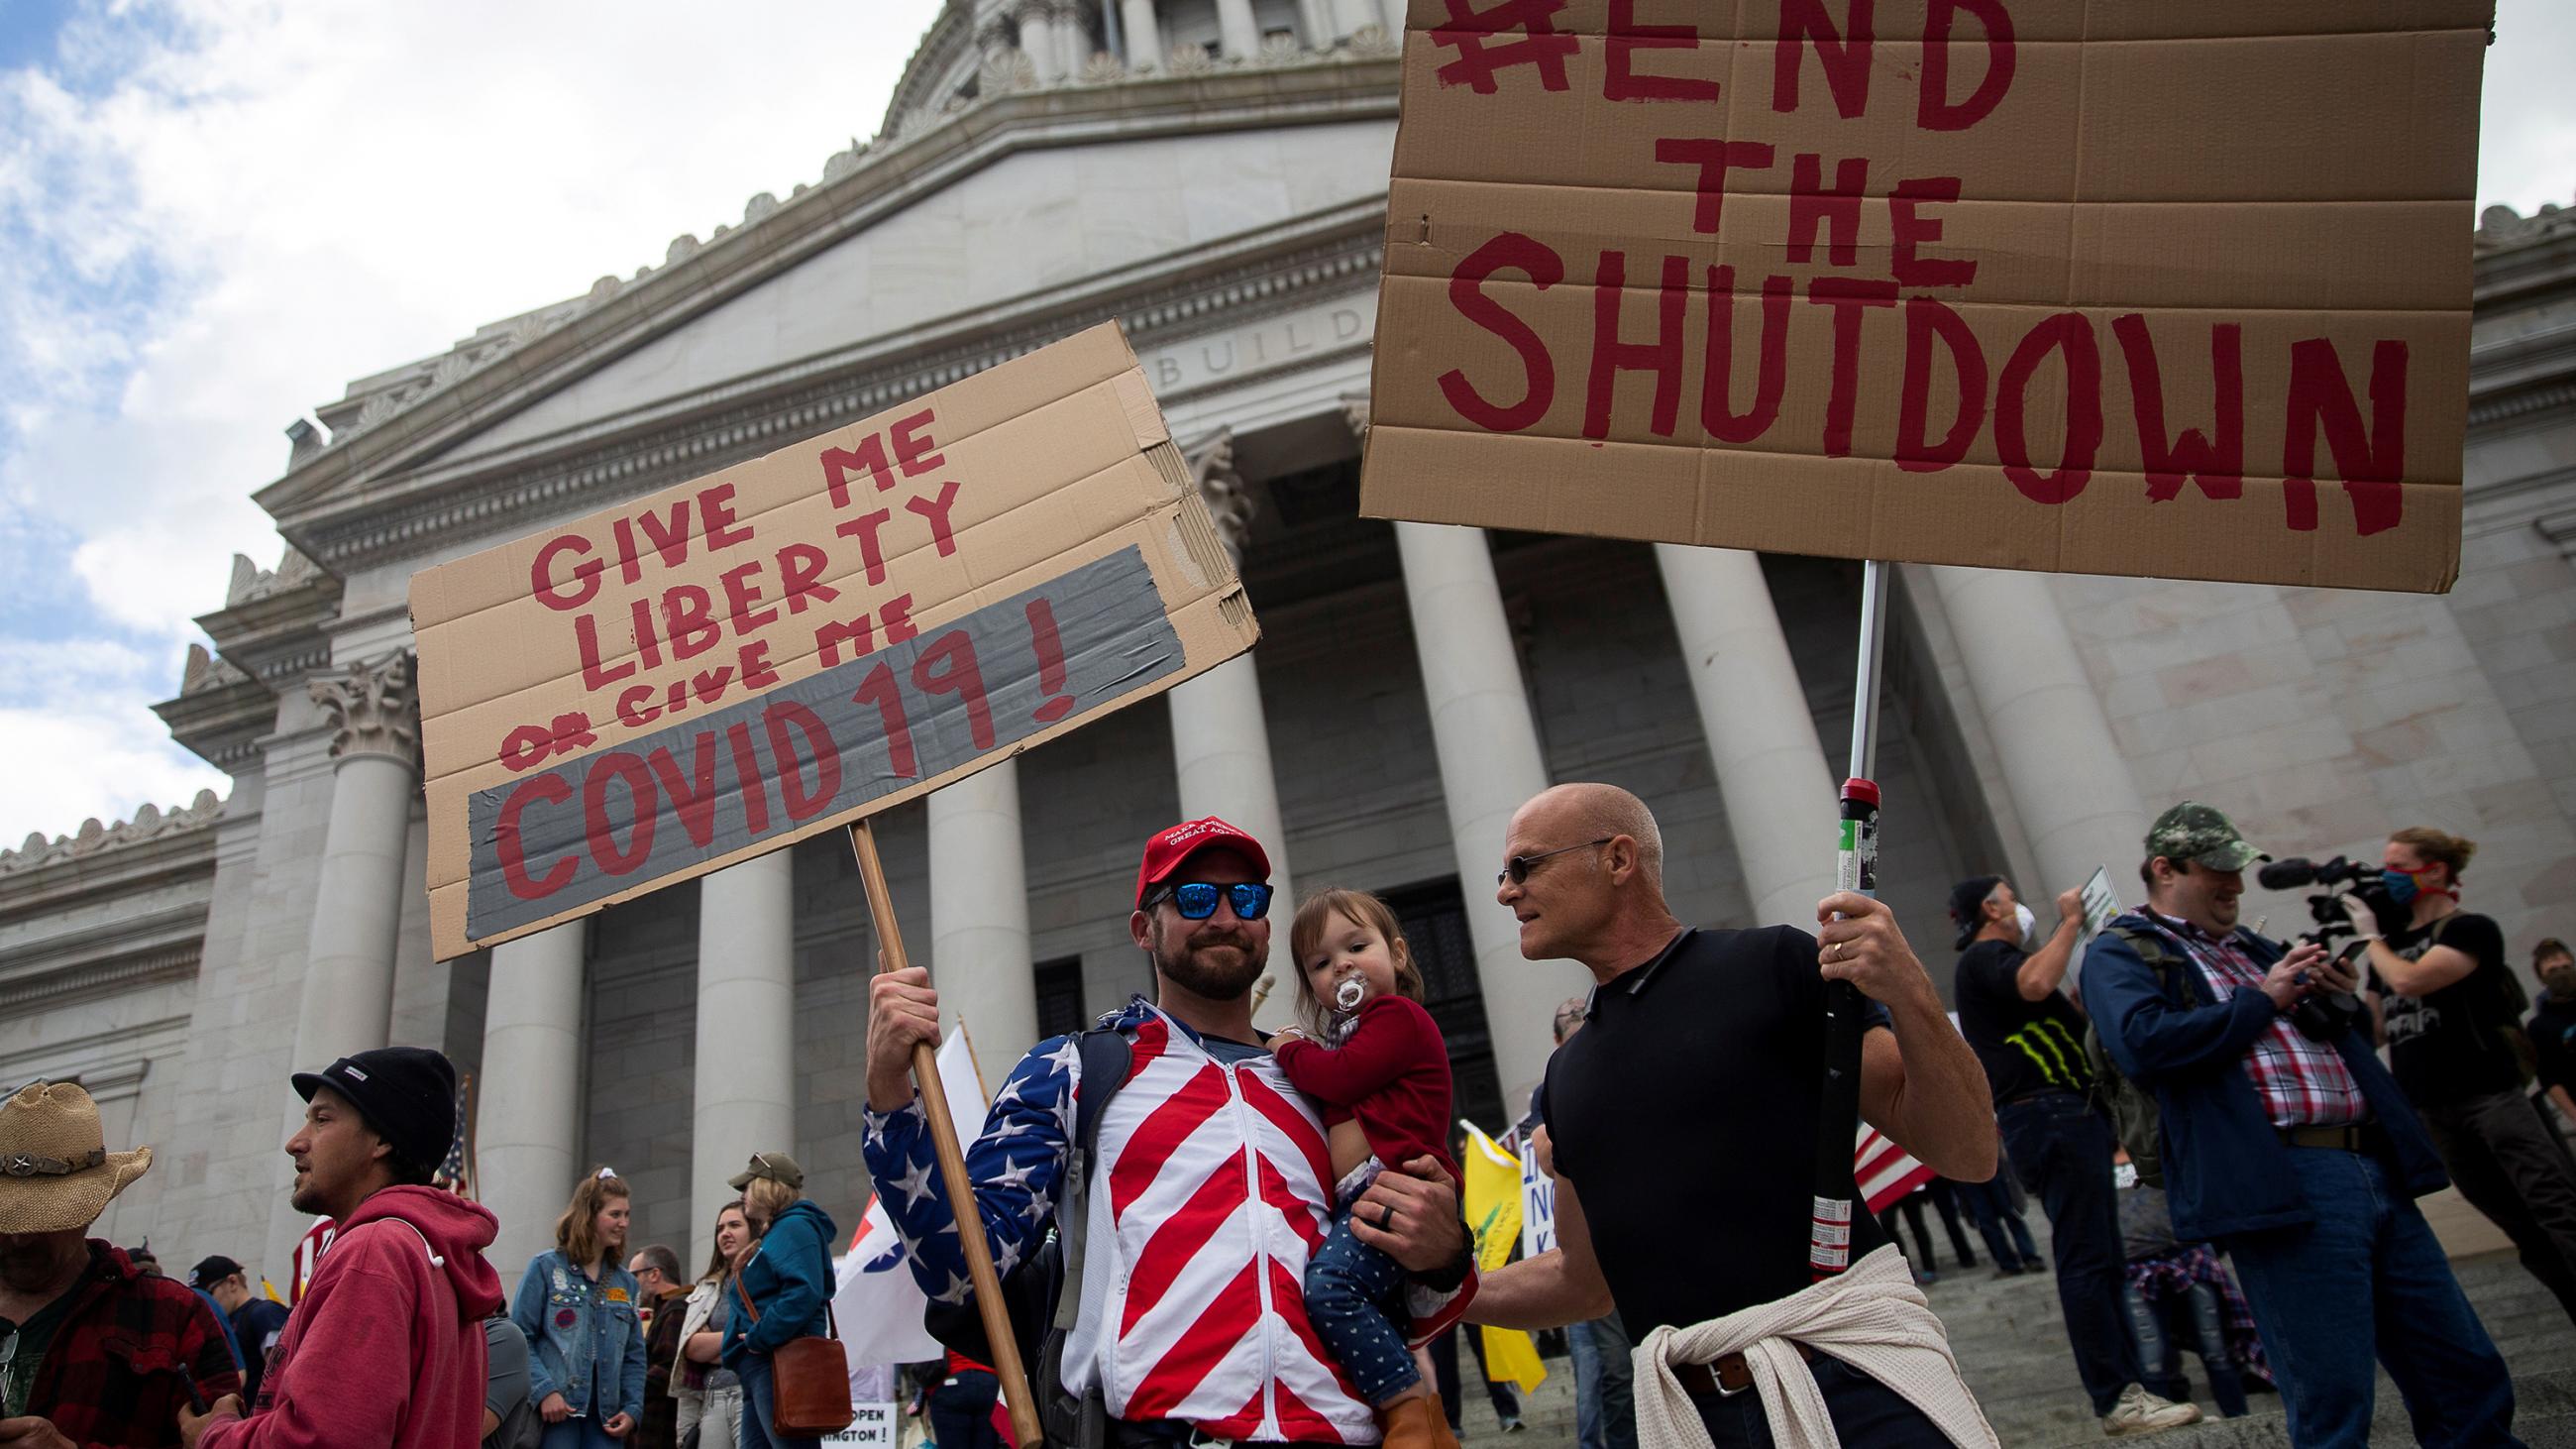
[[1305, 1206, 1421, 1405]]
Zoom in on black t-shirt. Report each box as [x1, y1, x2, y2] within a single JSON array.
[[2371, 911, 2520, 1108], [2528, 993, 2576, 1093], [1539, 925, 1893, 1336], [229, 1296, 290, 1404], [1953, 940, 2093, 1105]]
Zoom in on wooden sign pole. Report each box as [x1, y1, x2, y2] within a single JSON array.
[[847, 818, 1044, 1447]]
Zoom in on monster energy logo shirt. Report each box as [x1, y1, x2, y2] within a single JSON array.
[[1954, 939, 2094, 1104]]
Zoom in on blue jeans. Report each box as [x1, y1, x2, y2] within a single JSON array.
[[541, 1421, 622, 1449], [2121, 1278, 2248, 1416], [735, 1355, 820, 1449], [2221, 1149, 2521, 1449], [1304, 1209, 1421, 1404], [1690, 1356, 1949, 1447], [1998, 1091, 2139, 1414], [1567, 1315, 1636, 1449], [929, 1369, 1004, 1449], [1955, 1174, 2038, 1269]]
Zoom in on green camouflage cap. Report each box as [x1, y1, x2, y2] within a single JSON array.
[[2144, 801, 2269, 872]]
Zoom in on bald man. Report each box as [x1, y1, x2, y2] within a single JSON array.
[[1470, 784, 2001, 1447]]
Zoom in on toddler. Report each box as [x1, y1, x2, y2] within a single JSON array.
[[1269, 888, 1459, 1449]]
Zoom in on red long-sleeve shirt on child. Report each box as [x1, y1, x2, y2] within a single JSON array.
[[1273, 994, 1458, 1187]]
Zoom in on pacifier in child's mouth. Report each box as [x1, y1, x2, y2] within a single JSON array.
[[1334, 976, 1366, 1012]]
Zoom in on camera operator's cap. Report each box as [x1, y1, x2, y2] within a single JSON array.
[[291, 1047, 457, 1175], [189, 1254, 245, 1289], [1946, 875, 2005, 950], [2145, 801, 2271, 873], [728, 1151, 804, 1191], [1133, 817, 1271, 908]]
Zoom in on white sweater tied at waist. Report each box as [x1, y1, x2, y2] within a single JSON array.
[[1632, 1244, 1997, 1449]]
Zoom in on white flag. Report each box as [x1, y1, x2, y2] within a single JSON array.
[[836, 1027, 993, 1372]]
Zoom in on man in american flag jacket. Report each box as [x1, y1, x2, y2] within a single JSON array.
[[863, 818, 1473, 1446]]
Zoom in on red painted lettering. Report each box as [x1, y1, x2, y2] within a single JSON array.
[[580, 753, 657, 877], [1586, 251, 1691, 440], [718, 560, 777, 633], [1774, 0, 1874, 118], [614, 685, 661, 728], [852, 662, 916, 778], [1788, 154, 1870, 267], [1919, 0, 2014, 132], [1654, 139, 1773, 237], [1805, 278, 1899, 457], [2112, 315, 2243, 503], [496, 775, 577, 899], [1890, 177, 1976, 287], [575, 613, 635, 691], [913, 629, 997, 752], [1606, 0, 1721, 102], [725, 722, 773, 835], [740, 637, 781, 691], [1702, 269, 1793, 444], [835, 508, 895, 586], [1995, 312, 2103, 504], [1895, 296, 1987, 473], [647, 733, 721, 848], [1441, 232, 1563, 433], [500, 724, 557, 773], [1027, 598, 1076, 724], [532, 535, 601, 611], [892, 409, 944, 477], [700, 483, 754, 550], [777, 543, 838, 614], [664, 586, 719, 661], [632, 500, 692, 571], [820, 433, 896, 508], [2283, 338, 2408, 535], [906, 479, 964, 558]]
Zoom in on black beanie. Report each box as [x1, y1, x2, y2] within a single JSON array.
[[292, 1047, 457, 1172], [1947, 876, 2005, 951]]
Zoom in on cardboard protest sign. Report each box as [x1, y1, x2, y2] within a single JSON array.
[[1363, 1, 2488, 593], [414, 323, 1256, 958]]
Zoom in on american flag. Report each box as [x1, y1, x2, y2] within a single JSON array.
[[1856, 1122, 1934, 1212], [431, 1072, 476, 1198]]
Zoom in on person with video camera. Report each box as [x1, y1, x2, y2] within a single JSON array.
[[2351, 828, 2576, 1326], [2086, 803, 2520, 1449]]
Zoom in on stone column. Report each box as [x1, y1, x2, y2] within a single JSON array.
[[1656, 545, 1841, 926], [690, 850, 798, 1267], [1121, 0, 1162, 67], [1016, 0, 1062, 82], [929, 763, 1040, 1062], [1931, 566, 2150, 894], [1215, 0, 1260, 58], [271, 650, 419, 1271], [1393, 520, 1565, 1100], [1167, 432, 1301, 1027], [1047, 0, 1090, 76], [478, 922, 587, 1276]]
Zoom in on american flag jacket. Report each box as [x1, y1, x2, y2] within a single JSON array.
[[863, 997, 1473, 1444]]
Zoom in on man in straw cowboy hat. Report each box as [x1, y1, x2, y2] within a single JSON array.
[[0, 1079, 242, 1447], [177, 1047, 504, 1449]]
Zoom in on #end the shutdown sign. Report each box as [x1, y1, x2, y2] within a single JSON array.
[[414, 323, 1257, 959], [1362, 0, 2488, 593]]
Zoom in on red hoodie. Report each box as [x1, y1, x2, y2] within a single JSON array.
[[198, 1185, 503, 1449]]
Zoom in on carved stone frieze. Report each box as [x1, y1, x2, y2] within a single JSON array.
[[0, 790, 223, 875], [1189, 428, 1254, 563], [309, 651, 420, 768]]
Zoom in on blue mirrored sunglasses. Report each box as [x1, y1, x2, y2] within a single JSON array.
[[1146, 880, 1274, 921]]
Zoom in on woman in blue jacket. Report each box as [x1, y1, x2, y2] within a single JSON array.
[[720, 1152, 838, 1449], [511, 1169, 648, 1447]]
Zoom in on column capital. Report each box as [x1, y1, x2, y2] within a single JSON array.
[[1340, 390, 1370, 439], [1188, 428, 1254, 564], [309, 650, 419, 769]]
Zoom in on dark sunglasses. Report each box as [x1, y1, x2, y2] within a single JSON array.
[[1499, 836, 1611, 886], [1146, 881, 1274, 921]]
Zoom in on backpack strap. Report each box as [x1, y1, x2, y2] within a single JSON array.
[[1052, 1029, 1134, 1332]]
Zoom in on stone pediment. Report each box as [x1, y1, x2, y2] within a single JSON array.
[[259, 49, 1398, 573]]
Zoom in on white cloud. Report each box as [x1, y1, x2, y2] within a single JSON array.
[[0, 0, 943, 837], [2481, 0, 2576, 214]]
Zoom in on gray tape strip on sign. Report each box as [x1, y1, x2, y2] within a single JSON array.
[[467, 545, 1182, 940]]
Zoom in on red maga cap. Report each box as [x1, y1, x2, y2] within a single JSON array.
[[1133, 817, 1272, 907]]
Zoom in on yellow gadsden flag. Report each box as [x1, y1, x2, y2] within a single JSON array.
[[1461, 1122, 1547, 1393]]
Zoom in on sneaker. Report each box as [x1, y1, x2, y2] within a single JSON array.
[[2102, 1384, 2202, 1437], [1499, 1417, 1525, 1433]]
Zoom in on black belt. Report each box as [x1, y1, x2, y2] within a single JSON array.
[[2278, 1122, 2376, 1153], [1675, 1342, 1815, 1398]]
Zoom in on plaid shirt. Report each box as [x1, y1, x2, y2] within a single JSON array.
[[25, 1241, 244, 1446], [2141, 910, 2366, 1128]]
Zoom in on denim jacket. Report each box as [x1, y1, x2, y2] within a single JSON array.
[[509, 1250, 647, 1420]]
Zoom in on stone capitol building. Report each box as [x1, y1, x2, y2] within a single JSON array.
[[6, 0, 2575, 1286]]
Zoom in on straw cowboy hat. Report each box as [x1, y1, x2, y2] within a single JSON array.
[[0, 1080, 153, 1234]]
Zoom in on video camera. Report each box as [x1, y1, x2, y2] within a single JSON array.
[[2252, 855, 2396, 1041]]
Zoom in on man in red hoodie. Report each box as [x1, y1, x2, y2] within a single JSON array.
[[178, 1048, 502, 1449]]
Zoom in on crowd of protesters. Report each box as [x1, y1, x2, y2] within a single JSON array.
[[9, 798, 2575, 1449]]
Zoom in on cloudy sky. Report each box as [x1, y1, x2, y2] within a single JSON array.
[[0, 0, 2570, 846]]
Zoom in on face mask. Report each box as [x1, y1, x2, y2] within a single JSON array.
[[2013, 902, 2038, 949], [2381, 868, 2419, 904]]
